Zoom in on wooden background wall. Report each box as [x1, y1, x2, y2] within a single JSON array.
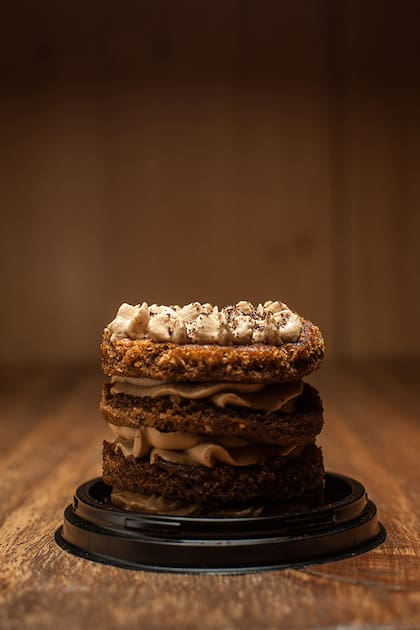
[[1, 1, 419, 364]]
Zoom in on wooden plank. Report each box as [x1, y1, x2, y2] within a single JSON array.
[[1, 366, 419, 629], [2, 0, 418, 364], [311, 364, 420, 594], [0, 1, 334, 363], [336, 0, 420, 358], [0, 91, 111, 363]]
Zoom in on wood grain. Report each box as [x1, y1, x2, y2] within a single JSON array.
[[334, 0, 420, 359], [1, 1, 419, 363], [0, 1, 331, 363], [1, 365, 420, 629]]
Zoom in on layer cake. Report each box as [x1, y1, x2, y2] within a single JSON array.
[[100, 300, 325, 516]]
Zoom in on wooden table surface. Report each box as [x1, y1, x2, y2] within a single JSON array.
[[1, 363, 420, 630]]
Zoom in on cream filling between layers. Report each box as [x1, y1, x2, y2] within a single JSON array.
[[108, 423, 303, 468], [110, 490, 265, 517], [110, 377, 303, 413]]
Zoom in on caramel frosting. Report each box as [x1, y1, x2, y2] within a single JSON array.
[[110, 377, 303, 413], [108, 423, 301, 468], [107, 300, 302, 345], [111, 489, 264, 517]]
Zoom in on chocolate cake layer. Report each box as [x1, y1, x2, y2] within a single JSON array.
[[101, 319, 324, 383], [100, 382, 323, 447], [102, 442, 324, 505]]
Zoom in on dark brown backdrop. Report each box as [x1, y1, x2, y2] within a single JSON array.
[[1, 1, 419, 363]]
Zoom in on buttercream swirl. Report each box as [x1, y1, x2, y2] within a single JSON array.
[[111, 490, 265, 516], [107, 300, 302, 345], [108, 423, 300, 468], [110, 377, 303, 413]]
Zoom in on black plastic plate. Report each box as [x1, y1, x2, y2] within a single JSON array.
[[55, 472, 385, 574]]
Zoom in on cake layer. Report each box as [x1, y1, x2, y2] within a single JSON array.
[[100, 382, 323, 446], [102, 441, 324, 505], [101, 319, 324, 383]]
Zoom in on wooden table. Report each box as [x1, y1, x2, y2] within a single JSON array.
[[1, 364, 419, 629]]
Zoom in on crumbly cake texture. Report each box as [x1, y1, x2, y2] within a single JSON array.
[[103, 442, 323, 505], [101, 319, 324, 383], [100, 382, 323, 447]]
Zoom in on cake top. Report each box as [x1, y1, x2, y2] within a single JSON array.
[[107, 300, 302, 346]]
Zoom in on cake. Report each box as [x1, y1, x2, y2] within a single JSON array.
[[100, 300, 325, 516]]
